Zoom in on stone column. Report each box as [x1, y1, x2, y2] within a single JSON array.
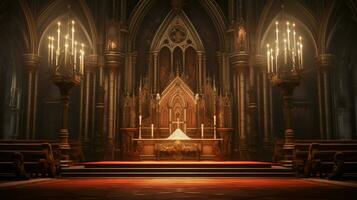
[[316, 54, 335, 139], [230, 53, 249, 159], [23, 54, 40, 139], [259, 56, 272, 150], [247, 55, 262, 159], [80, 55, 98, 154], [197, 51, 203, 93], [105, 52, 124, 159], [153, 52, 158, 93]]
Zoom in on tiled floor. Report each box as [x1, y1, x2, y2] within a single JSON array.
[[1, 178, 357, 200]]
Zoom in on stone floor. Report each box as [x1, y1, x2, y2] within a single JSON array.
[[1, 178, 357, 200]]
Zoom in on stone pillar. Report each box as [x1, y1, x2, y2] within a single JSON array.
[[316, 54, 335, 139], [80, 55, 98, 154], [230, 53, 249, 160], [153, 52, 158, 93], [258, 56, 272, 150], [247, 55, 262, 159], [105, 52, 124, 159], [23, 54, 40, 139], [197, 51, 203, 93]]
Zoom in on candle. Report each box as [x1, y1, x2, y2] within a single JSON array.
[[139, 115, 142, 125], [71, 20, 75, 55], [48, 37, 51, 66], [74, 41, 77, 71], [266, 44, 270, 73], [287, 21, 290, 50], [293, 23, 296, 53], [300, 44, 304, 69], [297, 47, 301, 68], [151, 124, 154, 138], [81, 43, 85, 74], [284, 38, 287, 64], [51, 37, 54, 65], [57, 22, 61, 55], [275, 21, 279, 51], [299, 36, 302, 68], [270, 50, 274, 73], [275, 47, 278, 73], [64, 36, 68, 65], [201, 123, 204, 138], [213, 115, 216, 126]]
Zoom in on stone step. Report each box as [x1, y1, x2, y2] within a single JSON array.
[[61, 171, 294, 178]]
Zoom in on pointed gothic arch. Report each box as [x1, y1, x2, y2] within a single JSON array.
[[150, 10, 205, 92], [150, 10, 204, 52]]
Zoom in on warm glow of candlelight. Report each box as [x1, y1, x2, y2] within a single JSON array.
[[266, 19, 303, 74], [284, 38, 287, 64], [201, 124, 204, 138], [267, 44, 270, 73], [287, 21, 290, 50], [71, 20, 75, 55], [74, 41, 77, 71]]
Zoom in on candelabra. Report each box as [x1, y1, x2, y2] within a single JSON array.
[[266, 7, 304, 165], [46, 9, 86, 166]]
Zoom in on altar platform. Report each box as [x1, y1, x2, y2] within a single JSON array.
[[61, 161, 294, 177]]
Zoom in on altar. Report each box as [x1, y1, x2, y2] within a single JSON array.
[[133, 128, 223, 160], [120, 71, 233, 161]]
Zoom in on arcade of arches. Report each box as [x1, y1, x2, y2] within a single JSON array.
[[0, 0, 356, 162]]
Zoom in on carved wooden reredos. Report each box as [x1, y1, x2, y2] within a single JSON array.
[[127, 8, 231, 139]]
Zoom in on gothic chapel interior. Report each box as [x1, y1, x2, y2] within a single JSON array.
[[0, 0, 357, 166]]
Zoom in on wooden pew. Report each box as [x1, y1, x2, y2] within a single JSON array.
[[0, 142, 58, 178], [305, 142, 357, 179], [0, 151, 27, 179], [292, 143, 310, 177], [292, 140, 357, 178]]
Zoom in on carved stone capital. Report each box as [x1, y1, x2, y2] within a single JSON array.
[[254, 54, 266, 72], [85, 54, 98, 73], [229, 52, 249, 72], [23, 53, 41, 71], [105, 52, 125, 72]]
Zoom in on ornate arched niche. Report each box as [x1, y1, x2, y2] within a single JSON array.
[[150, 11, 205, 93]]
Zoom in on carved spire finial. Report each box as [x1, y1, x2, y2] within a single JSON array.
[[171, 0, 184, 14]]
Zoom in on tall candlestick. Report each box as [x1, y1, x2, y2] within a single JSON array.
[[201, 123, 204, 138], [139, 115, 142, 125], [151, 124, 154, 138], [213, 115, 216, 126]]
